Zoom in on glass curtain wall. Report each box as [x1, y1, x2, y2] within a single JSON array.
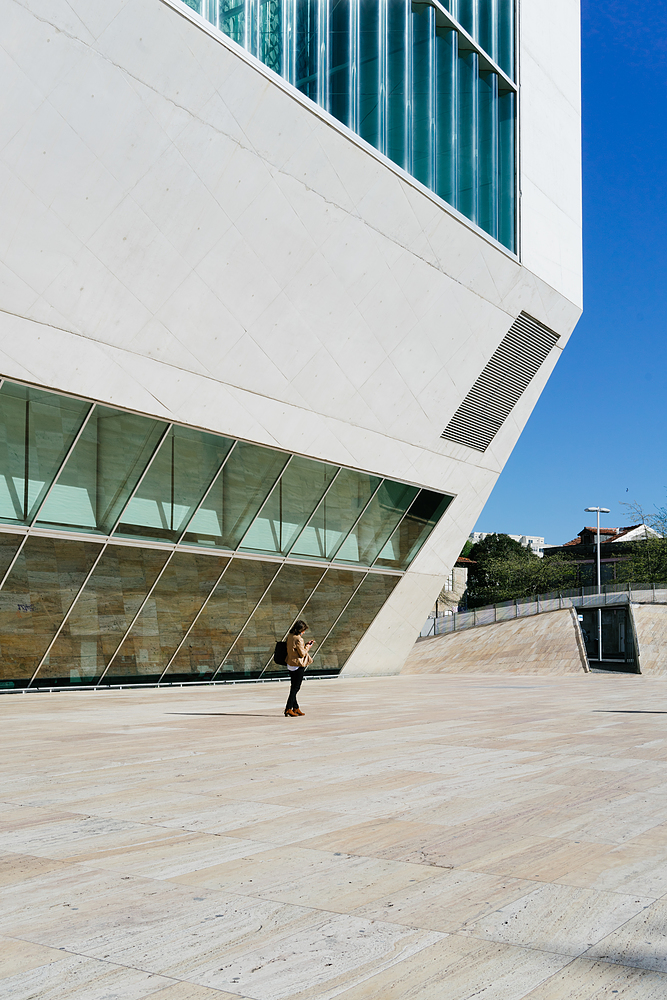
[[0, 379, 454, 689], [187, 0, 516, 251]]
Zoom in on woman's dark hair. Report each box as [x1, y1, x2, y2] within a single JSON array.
[[289, 620, 308, 635]]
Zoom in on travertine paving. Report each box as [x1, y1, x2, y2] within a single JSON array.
[[3, 673, 667, 999]]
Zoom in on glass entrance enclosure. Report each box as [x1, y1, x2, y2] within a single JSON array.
[[0, 380, 453, 689], [181, 0, 516, 251]]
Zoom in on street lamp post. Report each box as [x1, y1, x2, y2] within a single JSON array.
[[584, 506, 610, 662]]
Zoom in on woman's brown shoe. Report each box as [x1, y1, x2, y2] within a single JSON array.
[[293, 708, 305, 716], [285, 709, 298, 717]]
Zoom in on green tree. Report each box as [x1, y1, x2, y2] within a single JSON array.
[[465, 533, 578, 608]]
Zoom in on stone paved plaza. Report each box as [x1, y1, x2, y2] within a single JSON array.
[[3, 673, 667, 999]]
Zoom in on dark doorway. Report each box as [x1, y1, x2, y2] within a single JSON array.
[[576, 606, 638, 672]]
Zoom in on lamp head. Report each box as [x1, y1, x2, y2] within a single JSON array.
[[584, 507, 611, 513]]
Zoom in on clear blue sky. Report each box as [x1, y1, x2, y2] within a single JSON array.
[[474, 0, 667, 545]]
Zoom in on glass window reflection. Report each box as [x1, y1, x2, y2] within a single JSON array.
[[183, 441, 288, 550], [239, 456, 338, 556], [335, 480, 418, 566], [0, 536, 102, 686], [0, 383, 90, 525], [289, 468, 381, 561], [203, 0, 516, 249], [117, 426, 232, 543], [166, 557, 280, 681], [316, 572, 400, 672], [37, 407, 167, 534], [262, 566, 365, 675], [220, 562, 324, 677], [37, 545, 170, 686], [106, 551, 226, 681], [374, 490, 453, 570]]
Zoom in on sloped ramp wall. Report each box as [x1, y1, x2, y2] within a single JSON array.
[[403, 608, 587, 675], [633, 604, 667, 676]]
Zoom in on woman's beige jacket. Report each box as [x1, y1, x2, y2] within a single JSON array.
[[286, 633, 313, 669]]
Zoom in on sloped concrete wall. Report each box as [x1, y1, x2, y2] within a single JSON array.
[[633, 604, 667, 676], [402, 608, 587, 675]]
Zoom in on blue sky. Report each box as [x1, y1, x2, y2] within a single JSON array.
[[473, 0, 667, 545]]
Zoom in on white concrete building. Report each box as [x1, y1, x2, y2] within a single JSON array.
[[470, 532, 546, 555], [0, 0, 581, 689]]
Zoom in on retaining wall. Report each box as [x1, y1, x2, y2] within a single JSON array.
[[403, 607, 588, 675], [633, 604, 667, 676]]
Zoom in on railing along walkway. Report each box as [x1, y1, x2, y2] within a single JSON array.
[[420, 582, 667, 639]]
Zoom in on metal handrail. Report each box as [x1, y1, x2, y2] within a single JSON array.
[[421, 581, 667, 638]]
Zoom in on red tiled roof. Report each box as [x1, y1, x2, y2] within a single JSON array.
[[455, 557, 475, 565]]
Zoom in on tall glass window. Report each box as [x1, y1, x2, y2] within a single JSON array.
[[117, 426, 233, 543], [106, 552, 227, 682], [37, 407, 166, 534], [183, 441, 288, 550], [0, 379, 455, 689], [239, 456, 338, 556], [0, 383, 90, 526], [0, 536, 102, 684], [38, 546, 170, 686], [165, 557, 280, 681], [195, 0, 516, 251]]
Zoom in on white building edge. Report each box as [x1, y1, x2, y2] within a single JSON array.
[[0, 0, 581, 683]]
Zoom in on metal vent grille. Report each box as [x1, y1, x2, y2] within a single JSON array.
[[441, 312, 560, 452]]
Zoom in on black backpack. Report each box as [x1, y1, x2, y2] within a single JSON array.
[[273, 640, 287, 666]]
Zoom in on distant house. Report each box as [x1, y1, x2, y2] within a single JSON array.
[[544, 524, 660, 585]]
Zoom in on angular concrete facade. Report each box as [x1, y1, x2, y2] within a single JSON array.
[[0, 0, 582, 682]]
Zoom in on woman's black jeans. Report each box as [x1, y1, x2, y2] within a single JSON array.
[[286, 667, 305, 711]]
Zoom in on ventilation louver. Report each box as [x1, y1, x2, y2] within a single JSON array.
[[440, 312, 560, 452]]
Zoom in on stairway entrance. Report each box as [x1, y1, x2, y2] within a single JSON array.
[[576, 606, 638, 672]]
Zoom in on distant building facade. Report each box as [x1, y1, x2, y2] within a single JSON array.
[[469, 532, 546, 556], [544, 524, 661, 585]]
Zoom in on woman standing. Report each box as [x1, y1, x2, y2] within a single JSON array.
[[284, 620, 314, 717]]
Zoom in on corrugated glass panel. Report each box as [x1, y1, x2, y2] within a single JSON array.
[[498, 87, 515, 253], [358, 0, 381, 149], [498, 0, 514, 77], [240, 456, 338, 556], [477, 70, 498, 241], [0, 536, 101, 687], [183, 441, 288, 550], [335, 479, 418, 566], [478, 0, 496, 64], [218, 0, 245, 44], [166, 557, 280, 681], [330, 0, 353, 128], [106, 552, 225, 682], [289, 468, 380, 560], [117, 426, 232, 543], [375, 489, 453, 569], [386, 0, 409, 169], [457, 48, 478, 223], [36, 546, 170, 686], [220, 562, 324, 676], [316, 571, 400, 671], [295, 0, 319, 103], [411, 4, 434, 188], [37, 406, 166, 534], [0, 383, 90, 525], [205, 0, 516, 250], [435, 26, 457, 206]]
